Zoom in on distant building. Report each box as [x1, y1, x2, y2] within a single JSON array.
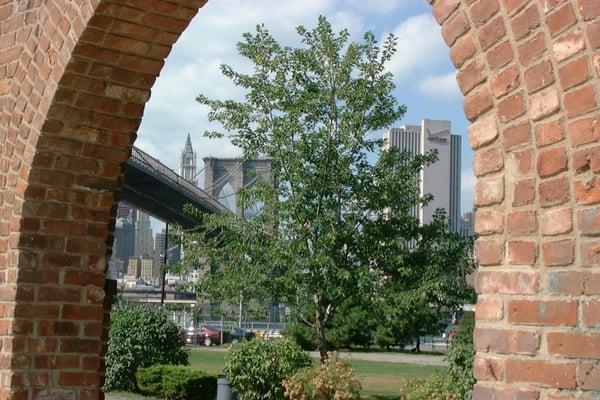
[[113, 215, 136, 264], [140, 257, 159, 284], [179, 133, 198, 186], [460, 211, 475, 238], [135, 211, 154, 258], [154, 228, 180, 268], [127, 257, 141, 278], [117, 202, 137, 222], [384, 119, 462, 233]]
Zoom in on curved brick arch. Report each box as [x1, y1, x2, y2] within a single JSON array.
[[429, 0, 600, 398], [0, 0, 599, 398]]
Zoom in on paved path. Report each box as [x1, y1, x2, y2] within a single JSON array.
[[308, 351, 447, 366]]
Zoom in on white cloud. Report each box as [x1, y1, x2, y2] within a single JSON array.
[[461, 168, 475, 213], [419, 72, 461, 99], [385, 14, 448, 81]]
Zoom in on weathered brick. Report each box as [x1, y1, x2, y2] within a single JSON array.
[[553, 30, 585, 62], [542, 239, 574, 266], [508, 300, 578, 326], [507, 210, 537, 235], [546, 3, 577, 36], [507, 241, 537, 265], [539, 177, 570, 207], [475, 209, 504, 234], [542, 208, 572, 235], [535, 119, 564, 147], [537, 147, 568, 177], [474, 328, 540, 354], [514, 179, 536, 206], [475, 239, 504, 265], [475, 176, 505, 206], [473, 147, 504, 176], [529, 87, 560, 121], [475, 270, 539, 294], [548, 332, 600, 358], [524, 60, 554, 94], [564, 85, 597, 118], [475, 297, 504, 320], [491, 65, 520, 98], [568, 115, 600, 147], [470, 114, 499, 149], [506, 359, 576, 389], [511, 4, 540, 40], [497, 92, 526, 122]]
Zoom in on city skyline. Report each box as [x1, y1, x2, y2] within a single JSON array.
[[134, 0, 475, 215]]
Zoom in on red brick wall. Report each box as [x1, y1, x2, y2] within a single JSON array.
[[429, 0, 600, 398], [0, 0, 598, 398], [0, 1, 206, 398]]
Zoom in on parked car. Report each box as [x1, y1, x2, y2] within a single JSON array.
[[228, 327, 255, 342], [186, 325, 222, 346]]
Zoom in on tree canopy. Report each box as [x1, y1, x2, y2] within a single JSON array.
[[181, 16, 474, 360]]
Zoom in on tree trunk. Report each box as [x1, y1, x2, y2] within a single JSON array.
[[415, 336, 421, 353], [315, 315, 328, 363]]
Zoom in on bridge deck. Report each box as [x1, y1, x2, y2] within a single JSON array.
[[122, 147, 228, 227]]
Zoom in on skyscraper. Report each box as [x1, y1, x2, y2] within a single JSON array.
[[179, 133, 197, 186], [113, 214, 136, 264], [384, 119, 462, 232], [135, 211, 154, 258]]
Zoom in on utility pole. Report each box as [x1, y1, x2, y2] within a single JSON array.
[[160, 222, 168, 306]]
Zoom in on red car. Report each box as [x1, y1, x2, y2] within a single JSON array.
[[186, 325, 222, 346]]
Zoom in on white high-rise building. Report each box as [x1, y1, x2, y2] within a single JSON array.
[[384, 119, 462, 233], [180, 133, 197, 186]]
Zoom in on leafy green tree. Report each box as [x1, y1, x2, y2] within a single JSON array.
[[183, 16, 473, 361], [104, 305, 188, 392]]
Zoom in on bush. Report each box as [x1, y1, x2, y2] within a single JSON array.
[[400, 375, 460, 400], [104, 305, 189, 391], [136, 365, 216, 399], [224, 338, 313, 400], [284, 354, 361, 400], [446, 312, 475, 399], [137, 365, 217, 400]]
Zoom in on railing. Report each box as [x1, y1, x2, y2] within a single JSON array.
[[128, 146, 229, 215]]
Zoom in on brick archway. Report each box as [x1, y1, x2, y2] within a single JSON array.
[[0, 0, 598, 398]]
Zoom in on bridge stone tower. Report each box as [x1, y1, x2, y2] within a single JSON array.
[[203, 157, 271, 217], [179, 133, 198, 186]]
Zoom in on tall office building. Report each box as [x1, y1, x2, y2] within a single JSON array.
[[179, 133, 197, 186], [135, 211, 154, 258], [460, 211, 475, 238], [154, 228, 181, 269], [113, 214, 136, 264], [384, 119, 462, 232]]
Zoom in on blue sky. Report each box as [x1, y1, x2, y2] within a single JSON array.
[[136, 0, 475, 232]]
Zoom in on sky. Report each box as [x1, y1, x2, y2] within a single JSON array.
[[136, 0, 475, 230]]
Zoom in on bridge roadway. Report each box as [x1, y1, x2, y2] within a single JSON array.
[[122, 146, 228, 228]]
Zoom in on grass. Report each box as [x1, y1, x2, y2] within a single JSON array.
[[188, 347, 444, 399], [107, 347, 444, 400]]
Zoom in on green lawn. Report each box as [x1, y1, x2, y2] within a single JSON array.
[[188, 348, 444, 399], [107, 348, 443, 400]]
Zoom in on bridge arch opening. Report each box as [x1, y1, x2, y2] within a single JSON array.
[[0, 0, 599, 399]]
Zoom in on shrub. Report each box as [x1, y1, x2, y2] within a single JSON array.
[[400, 374, 460, 400], [224, 338, 313, 400], [283, 354, 361, 400], [446, 312, 475, 399], [104, 305, 188, 391], [137, 365, 217, 400]]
